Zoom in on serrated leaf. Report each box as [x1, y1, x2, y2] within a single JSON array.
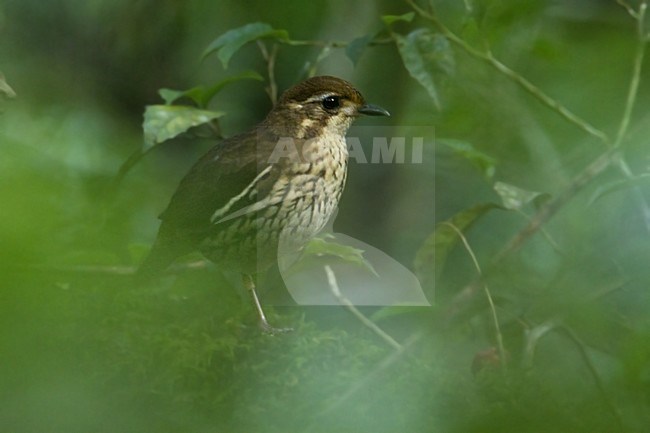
[[302, 237, 378, 277], [395, 29, 454, 109], [414, 203, 501, 286], [203, 22, 289, 68], [346, 33, 376, 65], [158, 71, 263, 108], [439, 139, 496, 179], [493, 181, 543, 210], [382, 12, 415, 26], [142, 105, 224, 151]]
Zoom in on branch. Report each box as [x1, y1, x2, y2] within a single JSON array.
[[614, 1, 647, 148], [324, 265, 402, 351], [281, 37, 393, 48], [559, 326, 625, 431], [442, 222, 506, 367], [492, 0, 649, 259], [431, 0, 648, 320], [406, 0, 609, 144], [257, 41, 279, 105], [13, 260, 212, 276], [492, 146, 619, 262], [616, 0, 640, 19]]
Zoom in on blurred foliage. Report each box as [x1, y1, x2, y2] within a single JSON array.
[[2, 0, 650, 432]]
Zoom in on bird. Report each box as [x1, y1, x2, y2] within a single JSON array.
[[138, 75, 390, 333]]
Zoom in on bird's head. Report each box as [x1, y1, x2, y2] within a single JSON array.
[[264, 76, 390, 138]]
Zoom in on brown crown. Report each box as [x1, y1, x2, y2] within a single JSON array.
[[279, 75, 366, 106]]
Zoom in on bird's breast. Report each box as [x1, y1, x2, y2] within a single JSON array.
[[275, 134, 349, 242], [200, 134, 349, 271]]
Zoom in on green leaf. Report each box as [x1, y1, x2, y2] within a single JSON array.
[[301, 237, 378, 277], [382, 12, 415, 26], [158, 88, 197, 105], [346, 33, 376, 65], [158, 71, 263, 108], [588, 173, 650, 205], [128, 242, 151, 265], [0, 72, 16, 99], [414, 203, 501, 286], [395, 29, 454, 109], [493, 181, 543, 210], [439, 139, 496, 179], [142, 105, 224, 151], [203, 22, 289, 68]]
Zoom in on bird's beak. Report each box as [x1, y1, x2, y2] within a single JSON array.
[[358, 103, 390, 117]]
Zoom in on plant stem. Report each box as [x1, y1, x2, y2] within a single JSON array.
[[443, 222, 506, 367], [324, 265, 402, 351], [406, 0, 609, 144], [614, 1, 647, 148], [257, 41, 279, 105]]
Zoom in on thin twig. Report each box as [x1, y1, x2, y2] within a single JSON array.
[[610, 1, 650, 232], [559, 326, 626, 432], [515, 209, 563, 255], [438, 0, 648, 321], [257, 41, 279, 105], [492, 0, 649, 259], [281, 37, 393, 48], [521, 319, 560, 369], [409, 0, 649, 261], [493, 146, 619, 262], [442, 222, 506, 367], [614, 1, 647, 148], [616, 0, 640, 19], [12, 260, 212, 276], [306, 44, 333, 78], [324, 265, 402, 351], [406, 0, 610, 144]]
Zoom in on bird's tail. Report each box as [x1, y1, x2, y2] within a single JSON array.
[[135, 239, 179, 282]]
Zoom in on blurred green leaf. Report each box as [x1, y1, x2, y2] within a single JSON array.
[[301, 237, 378, 277], [493, 181, 543, 210], [588, 173, 650, 205], [414, 203, 501, 285], [382, 12, 415, 26], [159, 71, 263, 108], [158, 88, 199, 106], [304, 45, 333, 78], [395, 30, 454, 109], [346, 34, 373, 65], [439, 139, 496, 179], [346, 33, 376, 65], [128, 243, 152, 265], [0, 72, 16, 99], [142, 105, 224, 150], [203, 22, 289, 68]]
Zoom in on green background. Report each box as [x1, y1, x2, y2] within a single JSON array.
[[1, 1, 649, 432]]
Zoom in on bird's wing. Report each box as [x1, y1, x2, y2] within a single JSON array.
[[156, 128, 281, 244]]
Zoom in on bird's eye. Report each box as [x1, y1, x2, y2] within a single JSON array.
[[322, 96, 340, 110]]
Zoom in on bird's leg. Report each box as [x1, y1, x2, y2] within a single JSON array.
[[241, 274, 292, 334]]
